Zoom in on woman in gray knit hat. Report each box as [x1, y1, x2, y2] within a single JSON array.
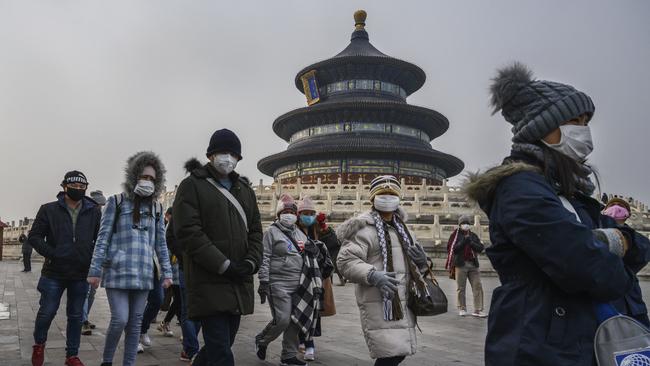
[[464, 62, 650, 366]]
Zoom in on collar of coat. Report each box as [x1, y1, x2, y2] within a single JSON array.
[[461, 161, 541, 211], [183, 158, 250, 187], [335, 207, 408, 243], [56, 192, 97, 214]]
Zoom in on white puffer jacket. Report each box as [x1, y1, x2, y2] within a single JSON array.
[[336, 209, 417, 359]]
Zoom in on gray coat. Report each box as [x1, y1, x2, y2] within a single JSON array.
[[258, 222, 306, 285]]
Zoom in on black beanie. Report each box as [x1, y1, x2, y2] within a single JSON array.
[[61, 170, 88, 186], [206, 129, 242, 159]]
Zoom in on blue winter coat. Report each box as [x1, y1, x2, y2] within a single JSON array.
[[28, 193, 101, 281], [88, 194, 173, 290], [465, 161, 650, 366]]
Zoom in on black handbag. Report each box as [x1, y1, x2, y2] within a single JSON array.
[[408, 259, 448, 316]]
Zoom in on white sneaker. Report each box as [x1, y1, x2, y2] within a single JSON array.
[[304, 347, 315, 361], [140, 333, 151, 347], [472, 310, 488, 318], [137, 343, 145, 354], [459, 309, 468, 317], [157, 321, 174, 337]]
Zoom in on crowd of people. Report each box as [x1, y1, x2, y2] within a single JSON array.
[[21, 62, 650, 366]]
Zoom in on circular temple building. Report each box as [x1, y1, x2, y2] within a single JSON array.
[[258, 10, 464, 185]]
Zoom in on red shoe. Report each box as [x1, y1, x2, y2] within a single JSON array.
[[64, 356, 85, 366], [31, 344, 45, 366]]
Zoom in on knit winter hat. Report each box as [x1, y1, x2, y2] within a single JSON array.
[[206, 129, 242, 159], [61, 170, 88, 186], [369, 175, 401, 201], [458, 215, 472, 225], [298, 196, 316, 212], [90, 190, 107, 205], [276, 194, 297, 215], [489, 62, 595, 143]]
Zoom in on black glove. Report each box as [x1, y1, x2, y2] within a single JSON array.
[[224, 260, 254, 283], [258, 281, 270, 304]]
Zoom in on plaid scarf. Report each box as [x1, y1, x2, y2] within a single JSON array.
[[290, 239, 323, 341], [370, 210, 422, 322]]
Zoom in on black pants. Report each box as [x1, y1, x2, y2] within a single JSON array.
[[192, 312, 241, 366], [375, 356, 406, 366], [163, 285, 181, 323], [22, 250, 32, 271]]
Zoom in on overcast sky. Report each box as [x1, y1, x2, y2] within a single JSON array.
[[1, 1, 649, 223]]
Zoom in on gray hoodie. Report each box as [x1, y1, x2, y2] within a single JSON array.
[[258, 222, 306, 284]]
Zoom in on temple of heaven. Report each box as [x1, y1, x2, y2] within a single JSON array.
[[258, 10, 464, 185]]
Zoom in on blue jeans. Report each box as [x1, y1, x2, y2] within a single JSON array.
[[140, 277, 164, 334], [82, 286, 96, 323], [192, 313, 241, 366], [179, 269, 201, 357], [103, 289, 149, 366], [33, 276, 88, 357]]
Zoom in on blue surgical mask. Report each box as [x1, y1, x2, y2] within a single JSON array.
[[300, 215, 316, 227]]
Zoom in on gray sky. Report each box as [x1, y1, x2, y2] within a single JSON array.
[[1, 1, 649, 223]]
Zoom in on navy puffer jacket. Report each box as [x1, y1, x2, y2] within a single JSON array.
[[465, 160, 650, 366]]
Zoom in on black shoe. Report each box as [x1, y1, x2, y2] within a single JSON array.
[[255, 341, 267, 360], [100, 363, 112, 366], [280, 357, 307, 366]]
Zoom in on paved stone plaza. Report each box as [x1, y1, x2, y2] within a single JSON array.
[[1, 261, 649, 366]]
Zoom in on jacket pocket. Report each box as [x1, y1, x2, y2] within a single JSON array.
[[111, 249, 127, 270]]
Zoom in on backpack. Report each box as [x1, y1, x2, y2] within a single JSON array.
[[595, 304, 650, 366], [111, 193, 162, 232]]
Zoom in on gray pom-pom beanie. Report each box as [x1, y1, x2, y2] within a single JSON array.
[[489, 62, 595, 143]]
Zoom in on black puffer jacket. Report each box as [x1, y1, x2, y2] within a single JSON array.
[[28, 193, 101, 280]]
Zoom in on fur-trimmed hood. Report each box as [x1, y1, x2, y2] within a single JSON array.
[[462, 162, 540, 211], [122, 151, 166, 200], [336, 207, 408, 242]]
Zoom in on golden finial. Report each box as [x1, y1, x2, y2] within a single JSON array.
[[354, 10, 367, 30]]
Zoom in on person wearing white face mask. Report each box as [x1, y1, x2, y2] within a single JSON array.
[[463, 62, 650, 366], [256, 194, 311, 366], [173, 128, 264, 366], [336, 175, 431, 366], [87, 151, 173, 366], [444, 215, 485, 317]]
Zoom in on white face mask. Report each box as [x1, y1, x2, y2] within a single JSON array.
[[134, 180, 155, 197], [373, 195, 400, 212], [279, 213, 297, 227], [212, 154, 238, 175], [543, 125, 593, 163], [460, 224, 471, 231]]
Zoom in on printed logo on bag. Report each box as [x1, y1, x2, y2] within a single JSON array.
[[615, 348, 650, 366]]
